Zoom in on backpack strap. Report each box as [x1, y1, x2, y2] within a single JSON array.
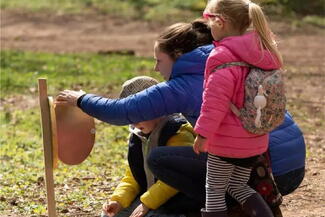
[[213, 62, 251, 117], [214, 62, 251, 71], [230, 103, 241, 117]]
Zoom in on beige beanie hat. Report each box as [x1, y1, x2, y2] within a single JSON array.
[[119, 76, 159, 98]]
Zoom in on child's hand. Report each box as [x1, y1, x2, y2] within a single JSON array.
[[129, 203, 149, 217], [102, 201, 122, 217], [193, 135, 207, 154], [55, 89, 86, 106]]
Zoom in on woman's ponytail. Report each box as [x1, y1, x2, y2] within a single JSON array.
[[191, 18, 211, 34], [249, 2, 283, 66]]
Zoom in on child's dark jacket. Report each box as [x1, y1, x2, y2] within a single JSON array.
[[110, 116, 195, 209]]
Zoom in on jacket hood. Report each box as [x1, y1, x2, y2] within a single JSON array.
[[171, 44, 214, 78], [212, 31, 280, 70]]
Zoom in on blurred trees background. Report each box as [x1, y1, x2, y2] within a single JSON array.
[[275, 0, 324, 16], [1, 0, 324, 22]]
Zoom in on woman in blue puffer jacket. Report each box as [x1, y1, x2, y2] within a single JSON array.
[[56, 19, 305, 214], [269, 112, 306, 196]]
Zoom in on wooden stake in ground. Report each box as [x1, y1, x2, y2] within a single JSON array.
[[38, 78, 57, 217]]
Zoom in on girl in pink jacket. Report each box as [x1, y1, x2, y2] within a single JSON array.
[[193, 0, 283, 217]]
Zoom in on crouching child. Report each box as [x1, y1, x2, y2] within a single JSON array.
[[102, 76, 198, 217]]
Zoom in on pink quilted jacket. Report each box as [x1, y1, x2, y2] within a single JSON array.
[[194, 31, 281, 158]]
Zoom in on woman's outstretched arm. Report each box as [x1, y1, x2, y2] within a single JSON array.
[[57, 77, 197, 125]]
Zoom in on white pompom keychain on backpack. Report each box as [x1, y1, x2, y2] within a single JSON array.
[[254, 85, 267, 128]]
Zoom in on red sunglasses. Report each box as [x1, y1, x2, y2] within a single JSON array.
[[202, 12, 225, 22]]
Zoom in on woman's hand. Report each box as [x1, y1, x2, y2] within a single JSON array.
[[102, 201, 122, 217], [55, 89, 86, 106], [193, 135, 207, 154], [129, 203, 149, 217]]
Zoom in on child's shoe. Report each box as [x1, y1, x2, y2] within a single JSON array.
[[242, 193, 273, 217], [271, 206, 283, 217], [201, 209, 228, 217]]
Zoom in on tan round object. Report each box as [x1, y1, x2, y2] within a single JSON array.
[[54, 104, 95, 165]]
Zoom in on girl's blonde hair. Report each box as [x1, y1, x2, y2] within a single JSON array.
[[156, 18, 213, 60], [206, 0, 283, 66]]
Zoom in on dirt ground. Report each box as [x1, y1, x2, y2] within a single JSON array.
[[1, 10, 161, 57], [1, 9, 324, 217]]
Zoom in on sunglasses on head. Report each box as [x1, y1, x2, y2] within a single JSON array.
[[202, 12, 225, 22]]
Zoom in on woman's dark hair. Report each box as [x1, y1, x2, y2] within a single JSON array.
[[156, 18, 213, 60]]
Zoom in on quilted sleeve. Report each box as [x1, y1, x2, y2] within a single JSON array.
[[79, 77, 196, 125], [194, 68, 236, 139], [110, 166, 140, 208]]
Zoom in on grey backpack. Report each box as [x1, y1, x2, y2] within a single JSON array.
[[215, 62, 286, 135]]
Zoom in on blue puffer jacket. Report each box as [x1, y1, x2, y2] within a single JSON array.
[[79, 44, 214, 127], [269, 111, 306, 176], [79, 44, 305, 176]]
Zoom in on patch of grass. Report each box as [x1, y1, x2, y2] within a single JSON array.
[[303, 15, 325, 28], [1, 0, 83, 13], [0, 50, 158, 98], [0, 50, 160, 215], [0, 107, 130, 215]]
